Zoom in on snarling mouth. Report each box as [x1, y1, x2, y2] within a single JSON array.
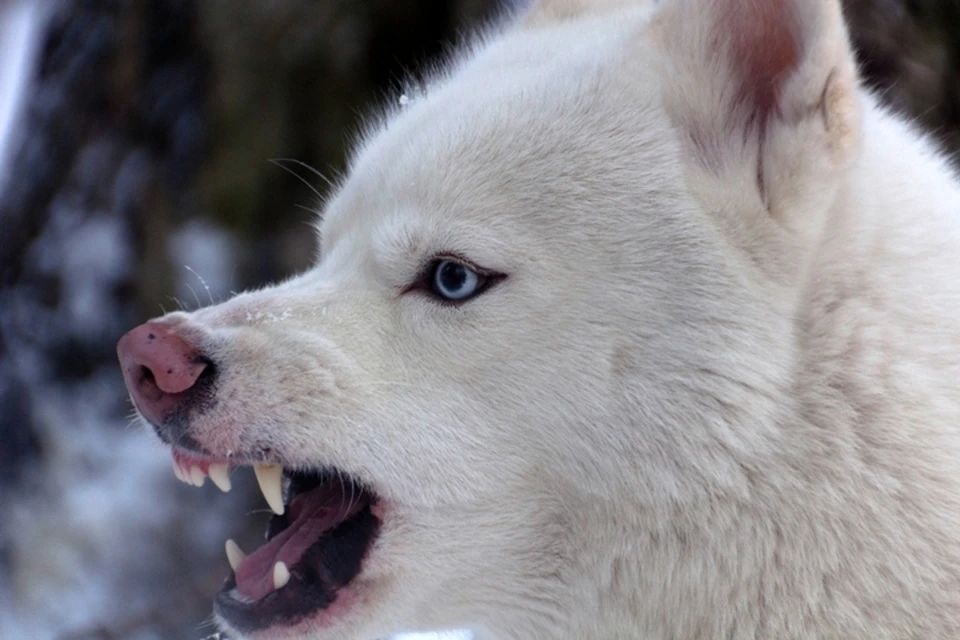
[[172, 453, 381, 633]]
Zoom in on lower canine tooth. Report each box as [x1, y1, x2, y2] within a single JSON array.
[[225, 539, 246, 572], [208, 463, 232, 492], [273, 561, 290, 590], [190, 466, 206, 487], [254, 464, 285, 515]]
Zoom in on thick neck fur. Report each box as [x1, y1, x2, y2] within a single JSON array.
[[475, 96, 960, 639]]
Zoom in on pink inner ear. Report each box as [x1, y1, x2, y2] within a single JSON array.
[[718, 0, 804, 119]]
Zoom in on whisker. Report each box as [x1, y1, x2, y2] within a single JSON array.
[[185, 264, 216, 305], [195, 612, 219, 631], [294, 203, 321, 216], [268, 158, 326, 201], [184, 283, 202, 310], [347, 475, 357, 516], [270, 157, 338, 191]]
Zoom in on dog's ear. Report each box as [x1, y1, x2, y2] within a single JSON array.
[[652, 0, 861, 239]]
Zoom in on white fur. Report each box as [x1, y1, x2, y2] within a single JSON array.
[[146, 0, 960, 637]]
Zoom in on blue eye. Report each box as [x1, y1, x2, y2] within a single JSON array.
[[431, 259, 483, 301]]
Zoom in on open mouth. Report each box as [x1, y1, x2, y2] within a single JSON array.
[[172, 452, 381, 634]]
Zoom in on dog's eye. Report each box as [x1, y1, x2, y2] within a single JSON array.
[[430, 259, 485, 301], [407, 257, 504, 304]]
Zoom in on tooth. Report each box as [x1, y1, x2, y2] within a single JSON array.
[[208, 463, 232, 492], [254, 464, 285, 515], [190, 466, 206, 487], [172, 459, 184, 482], [225, 539, 246, 572], [273, 561, 290, 590]]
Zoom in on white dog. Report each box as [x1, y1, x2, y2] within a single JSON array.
[[117, 0, 960, 637]]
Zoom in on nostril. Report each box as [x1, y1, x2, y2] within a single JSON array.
[[134, 363, 166, 404], [196, 359, 215, 384], [117, 322, 214, 425]]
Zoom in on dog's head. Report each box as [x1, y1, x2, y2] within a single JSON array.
[[118, 0, 862, 637]]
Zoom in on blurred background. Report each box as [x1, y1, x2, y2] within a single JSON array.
[[0, 0, 957, 638]]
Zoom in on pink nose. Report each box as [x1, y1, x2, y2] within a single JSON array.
[[116, 322, 210, 426]]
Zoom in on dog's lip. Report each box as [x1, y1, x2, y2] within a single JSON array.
[[171, 445, 278, 470]]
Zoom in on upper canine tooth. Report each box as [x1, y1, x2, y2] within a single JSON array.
[[254, 464, 285, 515], [225, 539, 246, 572], [273, 561, 290, 590], [208, 463, 232, 493], [190, 466, 206, 487]]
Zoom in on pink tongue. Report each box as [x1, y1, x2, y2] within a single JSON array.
[[234, 484, 358, 601]]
